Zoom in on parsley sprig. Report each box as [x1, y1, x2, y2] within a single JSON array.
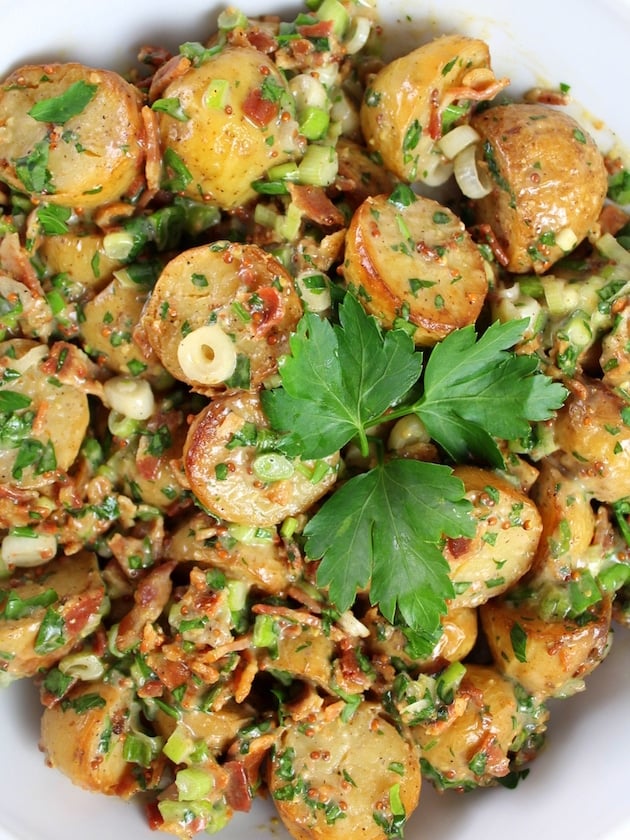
[[261, 293, 567, 651]]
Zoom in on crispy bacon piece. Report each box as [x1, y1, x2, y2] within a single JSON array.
[[115, 560, 175, 653], [287, 183, 345, 229], [242, 87, 278, 128]]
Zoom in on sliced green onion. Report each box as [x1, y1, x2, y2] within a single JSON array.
[[299, 106, 330, 140], [102, 231, 136, 261], [203, 79, 230, 110], [315, 0, 350, 37], [175, 767, 214, 800], [217, 7, 248, 30], [252, 451, 295, 481], [298, 144, 338, 187], [58, 651, 105, 681]]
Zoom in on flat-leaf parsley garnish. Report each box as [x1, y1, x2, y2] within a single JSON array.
[[261, 292, 567, 651]]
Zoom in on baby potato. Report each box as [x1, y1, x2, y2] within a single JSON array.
[[168, 511, 300, 596], [528, 459, 596, 584], [0, 63, 145, 209], [0, 551, 107, 681], [480, 594, 612, 701], [444, 466, 542, 609], [413, 664, 539, 790], [551, 377, 630, 502], [360, 34, 505, 184], [343, 193, 488, 346], [41, 672, 163, 798], [38, 228, 123, 294], [80, 276, 168, 382], [157, 46, 299, 209], [140, 241, 303, 395], [470, 103, 608, 273], [0, 339, 89, 488], [183, 390, 339, 526], [268, 702, 420, 840]]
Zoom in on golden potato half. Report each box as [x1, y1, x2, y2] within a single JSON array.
[[0, 63, 145, 208], [343, 192, 488, 345], [471, 103, 608, 273], [157, 46, 299, 209]]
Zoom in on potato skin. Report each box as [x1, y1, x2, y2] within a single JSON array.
[[343, 193, 487, 346], [360, 35, 499, 183], [157, 46, 299, 209], [268, 702, 420, 840], [471, 103, 608, 273], [444, 466, 542, 609], [0, 63, 145, 209], [41, 673, 163, 798], [480, 594, 612, 701], [551, 377, 630, 502]]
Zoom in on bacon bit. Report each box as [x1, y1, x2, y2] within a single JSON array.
[[523, 86, 571, 107], [251, 285, 284, 335], [62, 589, 105, 636], [194, 635, 253, 665], [245, 28, 277, 54], [470, 223, 510, 267], [148, 54, 192, 102], [598, 202, 630, 237], [473, 731, 510, 777], [224, 761, 253, 812], [296, 19, 334, 38], [445, 536, 472, 559], [287, 584, 323, 614], [242, 87, 278, 128], [428, 88, 442, 140], [287, 183, 345, 229], [139, 106, 162, 202], [116, 561, 175, 652], [41, 340, 106, 396], [136, 453, 161, 481], [232, 648, 258, 704]]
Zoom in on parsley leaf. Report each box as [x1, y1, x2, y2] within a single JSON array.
[[28, 80, 98, 125], [261, 291, 567, 640], [305, 459, 473, 653], [416, 319, 567, 467], [261, 293, 422, 457]]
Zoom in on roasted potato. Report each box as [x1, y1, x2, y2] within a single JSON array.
[[480, 593, 612, 701], [156, 46, 299, 209], [41, 671, 164, 797], [343, 192, 488, 346], [360, 34, 506, 184], [183, 390, 339, 526], [551, 377, 630, 502], [268, 702, 421, 840], [470, 103, 608, 273], [168, 511, 301, 596], [0, 551, 107, 681], [140, 241, 303, 395], [80, 276, 169, 383], [0, 63, 145, 209], [412, 663, 546, 790], [0, 338, 89, 488], [444, 466, 542, 609]]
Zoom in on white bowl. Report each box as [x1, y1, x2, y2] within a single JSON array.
[[1, 2, 629, 840]]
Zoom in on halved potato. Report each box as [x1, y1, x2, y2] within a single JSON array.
[[0, 63, 145, 208], [470, 103, 608, 273], [343, 193, 487, 345]]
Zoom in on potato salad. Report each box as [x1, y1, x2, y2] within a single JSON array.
[[0, 2, 629, 839]]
